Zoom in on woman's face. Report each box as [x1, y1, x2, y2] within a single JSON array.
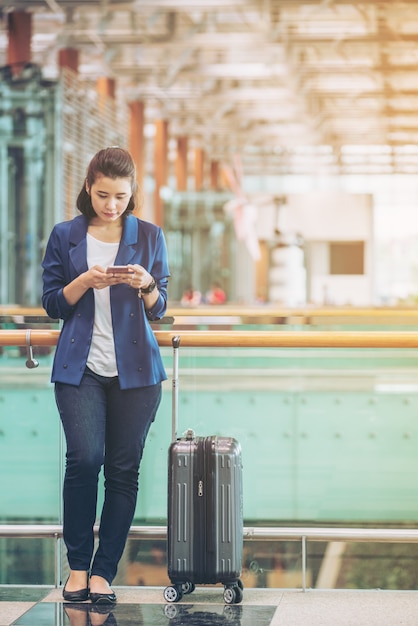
[[86, 174, 132, 223]]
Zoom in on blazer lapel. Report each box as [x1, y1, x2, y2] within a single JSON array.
[[114, 214, 139, 265], [67, 214, 140, 275], [68, 215, 89, 277]]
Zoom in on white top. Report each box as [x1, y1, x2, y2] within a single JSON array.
[[86, 233, 119, 376]]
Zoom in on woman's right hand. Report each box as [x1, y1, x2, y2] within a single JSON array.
[[63, 266, 118, 306], [82, 265, 117, 290]]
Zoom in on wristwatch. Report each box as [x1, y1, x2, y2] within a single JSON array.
[[140, 278, 157, 294]]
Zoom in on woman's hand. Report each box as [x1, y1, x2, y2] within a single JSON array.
[[104, 264, 152, 290], [124, 264, 159, 307], [84, 265, 119, 290], [63, 266, 117, 305], [124, 264, 154, 291]]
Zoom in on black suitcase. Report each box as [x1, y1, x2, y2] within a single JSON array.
[[164, 336, 244, 604]]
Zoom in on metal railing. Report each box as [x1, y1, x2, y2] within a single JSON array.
[[2, 523, 418, 591], [4, 304, 418, 321]]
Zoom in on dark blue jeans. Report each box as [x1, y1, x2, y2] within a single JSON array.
[[55, 367, 162, 584]]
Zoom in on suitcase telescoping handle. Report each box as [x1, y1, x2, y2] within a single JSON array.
[[171, 335, 181, 442]]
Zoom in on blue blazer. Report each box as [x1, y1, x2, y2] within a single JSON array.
[[42, 214, 170, 389]]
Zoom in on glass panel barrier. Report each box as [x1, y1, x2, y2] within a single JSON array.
[[2, 330, 418, 588]]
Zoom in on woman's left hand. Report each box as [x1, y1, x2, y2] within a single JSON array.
[[126, 264, 154, 292]]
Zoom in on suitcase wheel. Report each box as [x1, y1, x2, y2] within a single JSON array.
[[163, 584, 183, 603], [181, 581, 195, 595], [223, 581, 243, 605]]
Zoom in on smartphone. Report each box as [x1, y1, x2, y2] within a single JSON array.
[[106, 266, 134, 274]]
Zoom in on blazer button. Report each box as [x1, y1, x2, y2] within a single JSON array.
[[129, 312, 134, 318], [132, 340, 137, 344], [71, 338, 75, 343], [63, 364, 68, 369]]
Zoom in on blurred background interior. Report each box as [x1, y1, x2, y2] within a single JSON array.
[[2, 0, 418, 593]]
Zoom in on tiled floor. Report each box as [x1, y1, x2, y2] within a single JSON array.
[[1, 586, 418, 626]]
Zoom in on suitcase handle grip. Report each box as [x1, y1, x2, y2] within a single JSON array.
[[172, 335, 181, 441]]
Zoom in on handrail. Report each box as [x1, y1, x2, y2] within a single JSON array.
[[169, 306, 418, 319], [3, 329, 418, 348], [2, 523, 418, 591], [2, 523, 418, 543], [3, 305, 418, 319]]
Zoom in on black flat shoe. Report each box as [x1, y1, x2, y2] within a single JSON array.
[[62, 586, 89, 602], [90, 591, 117, 605], [62, 576, 89, 602]]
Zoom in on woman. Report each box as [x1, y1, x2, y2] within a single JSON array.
[[42, 147, 170, 604]]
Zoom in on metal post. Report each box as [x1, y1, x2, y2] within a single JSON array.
[[302, 535, 307, 592], [54, 533, 59, 588]]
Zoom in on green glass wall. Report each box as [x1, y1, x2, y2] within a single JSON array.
[[2, 345, 418, 524]]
